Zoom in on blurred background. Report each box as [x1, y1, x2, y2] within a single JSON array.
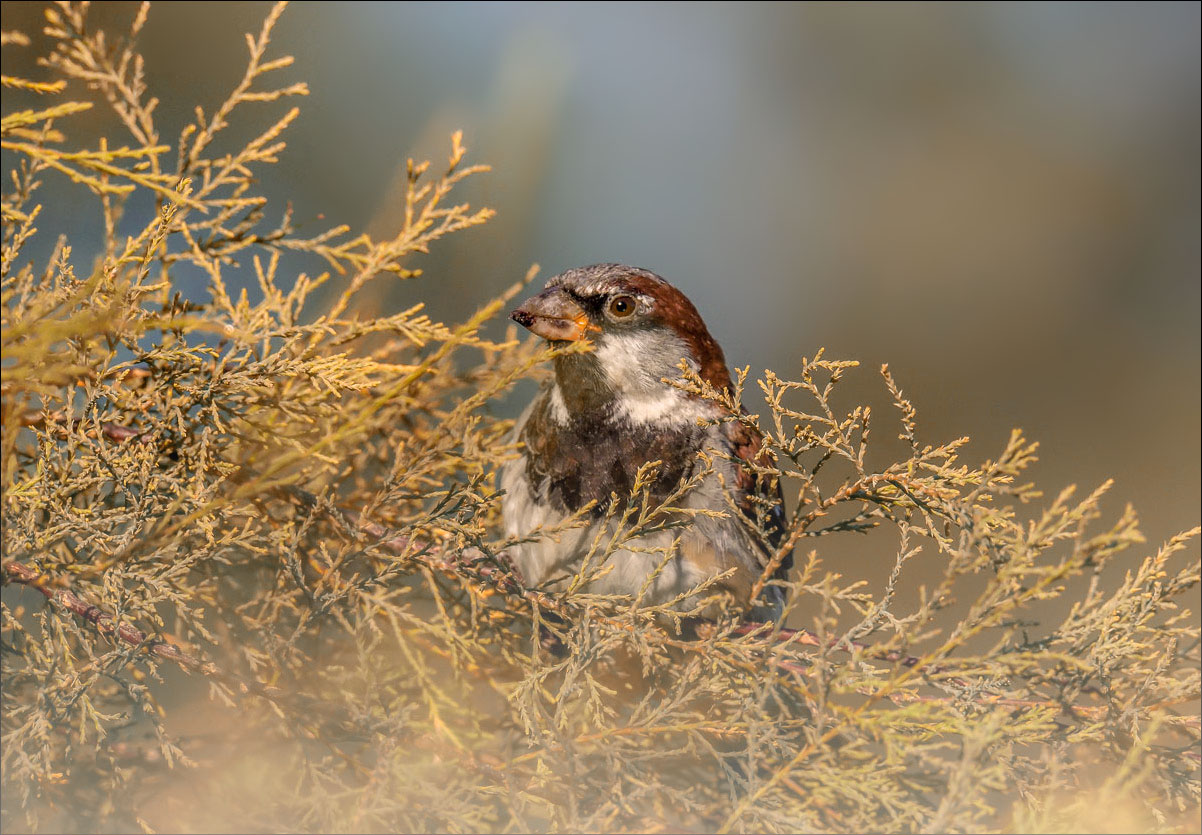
[[3, 0, 1199, 561]]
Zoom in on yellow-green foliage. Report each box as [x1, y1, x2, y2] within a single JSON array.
[[2, 4, 1199, 833]]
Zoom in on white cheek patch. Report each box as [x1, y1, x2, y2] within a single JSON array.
[[616, 389, 713, 426], [594, 330, 688, 393], [594, 330, 717, 427]]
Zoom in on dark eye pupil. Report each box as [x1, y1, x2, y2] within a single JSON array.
[[612, 297, 630, 314]]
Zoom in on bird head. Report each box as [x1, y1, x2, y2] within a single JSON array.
[[511, 264, 733, 420]]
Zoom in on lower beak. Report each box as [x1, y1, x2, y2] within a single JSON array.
[[510, 288, 595, 342]]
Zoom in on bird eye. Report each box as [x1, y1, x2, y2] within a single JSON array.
[[607, 295, 636, 319]]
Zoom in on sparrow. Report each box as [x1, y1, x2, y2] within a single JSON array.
[[502, 264, 791, 621]]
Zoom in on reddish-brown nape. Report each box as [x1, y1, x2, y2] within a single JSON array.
[[619, 272, 734, 393]]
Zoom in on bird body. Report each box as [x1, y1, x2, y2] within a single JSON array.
[[502, 264, 790, 620]]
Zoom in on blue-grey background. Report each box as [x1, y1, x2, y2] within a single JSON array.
[[3, 1, 1199, 560]]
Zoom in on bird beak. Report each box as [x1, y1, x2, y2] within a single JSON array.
[[510, 287, 596, 342]]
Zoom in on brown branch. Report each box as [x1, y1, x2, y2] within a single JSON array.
[[2, 559, 287, 703], [19, 411, 150, 444], [0, 557, 513, 784]]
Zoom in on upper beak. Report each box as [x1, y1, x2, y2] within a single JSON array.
[[510, 287, 596, 342]]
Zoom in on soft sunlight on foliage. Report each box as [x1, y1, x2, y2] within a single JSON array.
[[2, 4, 1198, 833]]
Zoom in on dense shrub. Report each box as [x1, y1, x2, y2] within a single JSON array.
[[2, 4, 1198, 832]]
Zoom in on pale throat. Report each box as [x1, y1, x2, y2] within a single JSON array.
[[550, 329, 715, 428]]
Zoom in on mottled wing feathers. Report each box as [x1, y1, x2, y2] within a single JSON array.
[[719, 415, 793, 580]]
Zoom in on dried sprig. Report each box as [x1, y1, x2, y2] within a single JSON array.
[[2, 4, 1198, 834]]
